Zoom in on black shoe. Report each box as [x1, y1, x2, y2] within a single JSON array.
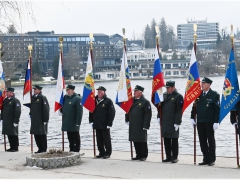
[[162, 159, 172, 162], [198, 161, 208, 165], [172, 159, 179, 163], [96, 155, 104, 158], [10, 149, 18, 152], [208, 162, 215, 166], [6, 148, 12, 152], [140, 158, 146, 161], [103, 155, 110, 159], [34, 150, 40, 154], [131, 157, 141, 160]]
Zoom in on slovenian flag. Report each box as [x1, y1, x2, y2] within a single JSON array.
[[54, 52, 65, 112], [0, 58, 5, 110], [151, 46, 165, 105], [115, 48, 133, 113], [81, 50, 95, 112], [23, 58, 31, 107], [182, 47, 201, 113]]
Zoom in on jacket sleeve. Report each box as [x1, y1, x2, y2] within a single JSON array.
[[107, 99, 115, 127], [76, 96, 83, 126], [143, 100, 152, 129], [125, 113, 129, 123], [190, 102, 196, 119], [213, 93, 220, 123], [13, 99, 21, 124], [230, 111, 237, 124], [174, 94, 183, 125], [42, 96, 50, 123]]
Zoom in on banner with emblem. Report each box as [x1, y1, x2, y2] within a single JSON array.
[[81, 50, 95, 112], [182, 47, 201, 113], [23, 59, 31, 107], [115, 48, 133, 113], [151, 46, 165, 105], [219, 47, 240, 123], [0, 58, 5, 110]]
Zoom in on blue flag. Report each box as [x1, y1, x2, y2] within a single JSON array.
[[219, 47, 240, 123]]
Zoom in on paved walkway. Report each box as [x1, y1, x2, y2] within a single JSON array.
[[0, 146, 239, 179]]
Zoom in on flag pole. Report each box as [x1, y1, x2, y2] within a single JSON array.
[[59, 37, 65, 152], [28, 44, 33, 154], [155, 26, 164, 161], [122, 28, 133, 159], [89, 33, 96, 157], [231, 25, 240, 168], [193, 24, 197, 164], [0, 43, 6, 151]]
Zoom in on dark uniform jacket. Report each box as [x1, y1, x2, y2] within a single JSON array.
[[191, 89, 220, 123], [125, 95, 152, 142], [89, 95, 115, 129], [230, 101, 240, 135], [160, 90, 183, 138], [62, 93, 83, 132], [2, 96, 21, 135], [30, 93, 50, 135]]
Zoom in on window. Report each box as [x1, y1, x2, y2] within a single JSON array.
[[107, 74, 114, 78], [173, 71, 179, 75]]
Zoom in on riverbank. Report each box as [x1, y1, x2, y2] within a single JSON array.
[[0, 146, 239, 179]]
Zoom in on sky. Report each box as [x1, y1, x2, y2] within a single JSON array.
[[11, 0, 240, 39]]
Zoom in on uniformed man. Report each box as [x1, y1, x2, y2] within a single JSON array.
[[230, 101, 240, 139], [89, 86, 115, 159], [1, 87, 21, 152], [61, 85, 83, 152], [159, 80, 183, 163], [190, 77, 220, 166], [30, 85, 50, 153], [125, 85, 152, 161]]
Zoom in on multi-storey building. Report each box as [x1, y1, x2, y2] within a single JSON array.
[[177, 19, 219, 50]]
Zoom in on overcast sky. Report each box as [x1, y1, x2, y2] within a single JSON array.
[[15, 0, 240, 39]]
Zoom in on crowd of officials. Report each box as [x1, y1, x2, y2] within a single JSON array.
[[1, 77, 238, 166]]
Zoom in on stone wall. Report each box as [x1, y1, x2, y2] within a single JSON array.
[[26, 153, 81, 169]]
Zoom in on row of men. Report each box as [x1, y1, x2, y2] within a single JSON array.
[[1, 77, 239, 166]]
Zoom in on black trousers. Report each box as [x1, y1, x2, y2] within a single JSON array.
[[197, 122, 216, 163], [7, 135, 19, 150], [67, 132, 81, 152], [133, 142, 148, 158], [34, 135, 47, 152], [96, 129, 112, 156], [164, 137, 178, 160]]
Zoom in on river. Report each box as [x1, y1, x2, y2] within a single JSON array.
[[0, 76, 238, 157]]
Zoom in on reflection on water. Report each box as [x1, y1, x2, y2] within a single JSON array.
[[0, 76, 238, 157]]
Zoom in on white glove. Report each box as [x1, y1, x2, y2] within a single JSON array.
[[0, 120, 2, 125], [143, 128, 148, 130], [190, 119, 196, 127], [13, 123, 18, 127], [90, 122, 93, 129], [213, 123, 219, 131], [107, 126, 111, 129], [58, 111, 63, 116], [28, 115, 31, 119], [233, 122, 237, 126], [157, 118, 160, 125], [174, 124, 179, 131], [126, 122, 129, 126], [43, 122, 47, 125]]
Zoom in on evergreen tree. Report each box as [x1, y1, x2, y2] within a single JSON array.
[[150, 18, 157, 48], [172, 52, 178, 60], [167, 25, 176, 50], [188, 42, 193, 50], [162, 54, 168, 60], [159, 17, 169, 51], [179, 54, 186, 60], [32, 59, 42, 81], [144, 24, 151, 48], [52, 54, 59, 79], [7, 24, 17, 34]]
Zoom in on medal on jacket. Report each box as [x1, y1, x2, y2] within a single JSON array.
[[69, 102, 71, 104], [37, 99, 39, 101], [171, 98, 174, 100], [206, 104, 209, 107], [102, 104, 105, 107], [9, 102, 11, 104], [138, 103, 141, 106]]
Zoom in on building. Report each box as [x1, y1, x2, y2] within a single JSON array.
[[177, 19, 219, 50]]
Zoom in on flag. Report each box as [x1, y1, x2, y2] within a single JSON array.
[[115, 48, 133, 113], [23, 58, 31, 107], [151, 46, 165, 106], [182, 47, 201, 113], [54, 52, 65, 112], [0, 59, 5, 110], [219, 47, 240, 123], [81, 50, 95, 112]]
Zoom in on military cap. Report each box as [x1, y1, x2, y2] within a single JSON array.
[[134, 85, 144, 92], [201, 77, 212, 84], [33, 85, 43, 90], [6, 87, 14, 92], [66, 84, 75, 90], [96, 86, 106, 92], [165, 80, 175, 88]]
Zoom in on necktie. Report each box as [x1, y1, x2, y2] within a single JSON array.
[[203, 92, 206, 96]]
